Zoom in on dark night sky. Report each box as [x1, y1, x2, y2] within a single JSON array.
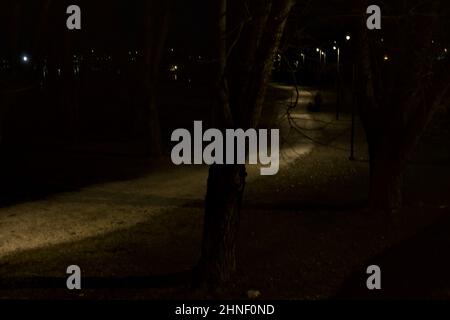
[[1, 1, 448, 58], [0, 0, 211, 56]]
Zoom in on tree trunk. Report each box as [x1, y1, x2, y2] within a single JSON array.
[[142, 0, 171, 157], [196, 0, 295, 290], [196, 164, 247, 289], [9, 2, 22, 77], [61, 31, 79, 142], [145, 90, 163, 156], [368, 149, 405, 210]]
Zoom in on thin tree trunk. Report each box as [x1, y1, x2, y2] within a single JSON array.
[[9, 1, 22, 78], [142, 0, 171, 157], [61, 31, 79, 142]]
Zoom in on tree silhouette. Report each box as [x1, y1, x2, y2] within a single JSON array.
[[141, 0, 172, 156], [357, 0, 450, 209]]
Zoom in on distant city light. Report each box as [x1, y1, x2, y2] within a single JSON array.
[[383, 55, 389, 61], [345, 35, 351, 41], [22, 55, 29, 63], [316, 48, 320, 52], [333, 46, 337, 51]]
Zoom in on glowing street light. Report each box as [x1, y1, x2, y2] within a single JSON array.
[[345, 35, 351, 41], [22, 55, 29, 63]]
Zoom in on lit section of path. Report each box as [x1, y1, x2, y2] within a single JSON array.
[[0, 167, 208, 259]]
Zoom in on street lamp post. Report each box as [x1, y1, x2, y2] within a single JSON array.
[[349, 64, 356, 161], [316, 48, 324, 89], [343, 33, 356, 160], [333, 45, 341, 120], [336, 47, 340, 73]]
